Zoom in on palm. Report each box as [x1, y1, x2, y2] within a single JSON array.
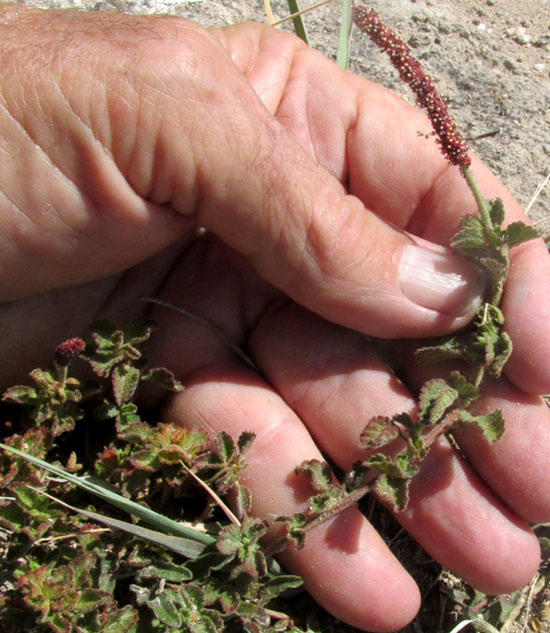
[[1, 13, 550, 631]]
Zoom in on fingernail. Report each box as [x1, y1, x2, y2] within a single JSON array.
[[399, 244, 486, 315]]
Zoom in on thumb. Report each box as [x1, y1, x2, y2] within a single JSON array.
[[197, 133, 484, 337], [165, 31, 485, 338]]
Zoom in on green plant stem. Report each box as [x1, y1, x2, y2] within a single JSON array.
[[421, 414, 460, 450], [460, 165, 493, 235], [460, 165, 508, 305]]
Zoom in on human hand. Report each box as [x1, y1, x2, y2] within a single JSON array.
[[1, 5, 550, 631]]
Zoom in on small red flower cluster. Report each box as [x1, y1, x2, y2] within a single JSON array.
[[353, 5, 471, 167], [54, 337, 86, 367]]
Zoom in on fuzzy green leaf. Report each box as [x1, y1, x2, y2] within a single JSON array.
[[233, 481, 252, 520], [2, 384, 38, 405], [275, 513, 307, 551], [373, 474, 411, 513], [359, 416, 400, 450], [479, 255, 508, 299], [84, 318, 154, 377], [237, 431, 256, 454], [505, 221, 540, 247], [76, 588, 112, 613], [11, 483, 65, 523], [447, 372, 478, 406], [490, 331, 513, 378], [148, 590, 182, 627], [458, 409, 505, 442], [112, 363, 140, 406], [136, 561, 193, 582], [243, 548, 267, 579], [450, 214, 487, 258], [488, 197, 506, 226], [216, 524, 242, 557], [101, 606, 138, 633], [260, 575, 303, 600], [414, 334, 467, 365], [130, 449, 159, 471], [419, 379, 458, 424], [217, 431, 235, 463], [295, 459, 333, 493], [141, 366, 183, 392], [365, 452, 418, 479]]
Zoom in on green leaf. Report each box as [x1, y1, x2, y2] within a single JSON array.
[[11, 483, 65, 523], [287, 0, 309, 45], [123, 317, 156, 347], [488, 197, 506, 226], [112, 363, 141, 406], [359, 416, 399, 450], [237, 431, 255, 454], [84, 318, 154, 377], [450, 214, 487, 259], [447, 371, 478, 407], [274, 513, 307, 551], [44, 612, 72, 633], [76, 588, 112, 613], [414, 334, 467, 364], [130, 449, 159, 471], [457, 409, 505, 442], [233, 481, 252, 520], [141, 366, 183, 392], [365, 452, 418, 479], [136, 561, 193, 582], [490, 331, 513, 378], [216, 524, 242, 557], [478, 255, 508, 299], [393, 452, 420, 479], [260, 575, 303, 600], [243, 548, 267, 578], [373, 474, 411, 513], [70, 551, 97, 587], [148, 589, 182, 627], [336, 0, 352, 70], [2, 384, 38, 405], [505, 221, 540, 247], [101, 606, 138, 633], [419, 379, 458, 424], [295, 459, 333, 493], [217, 431, 235, 463]]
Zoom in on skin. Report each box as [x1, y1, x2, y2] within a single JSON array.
[[1, 5, 550, 631]]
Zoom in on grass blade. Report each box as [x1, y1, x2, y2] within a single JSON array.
[[287, 0, 310, 45], [0, 442, 214, 546], [336, 0, 352, 69], [447, 619, 501, 633], [32, 486, 207, 558]]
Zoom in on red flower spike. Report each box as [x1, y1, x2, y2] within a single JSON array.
[[54, 337, 86, 367], [353, 5, 471, 167]]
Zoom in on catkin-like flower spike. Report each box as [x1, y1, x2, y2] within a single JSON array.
[[54, 337, 86, 367], [353, 5, 471, 167]]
